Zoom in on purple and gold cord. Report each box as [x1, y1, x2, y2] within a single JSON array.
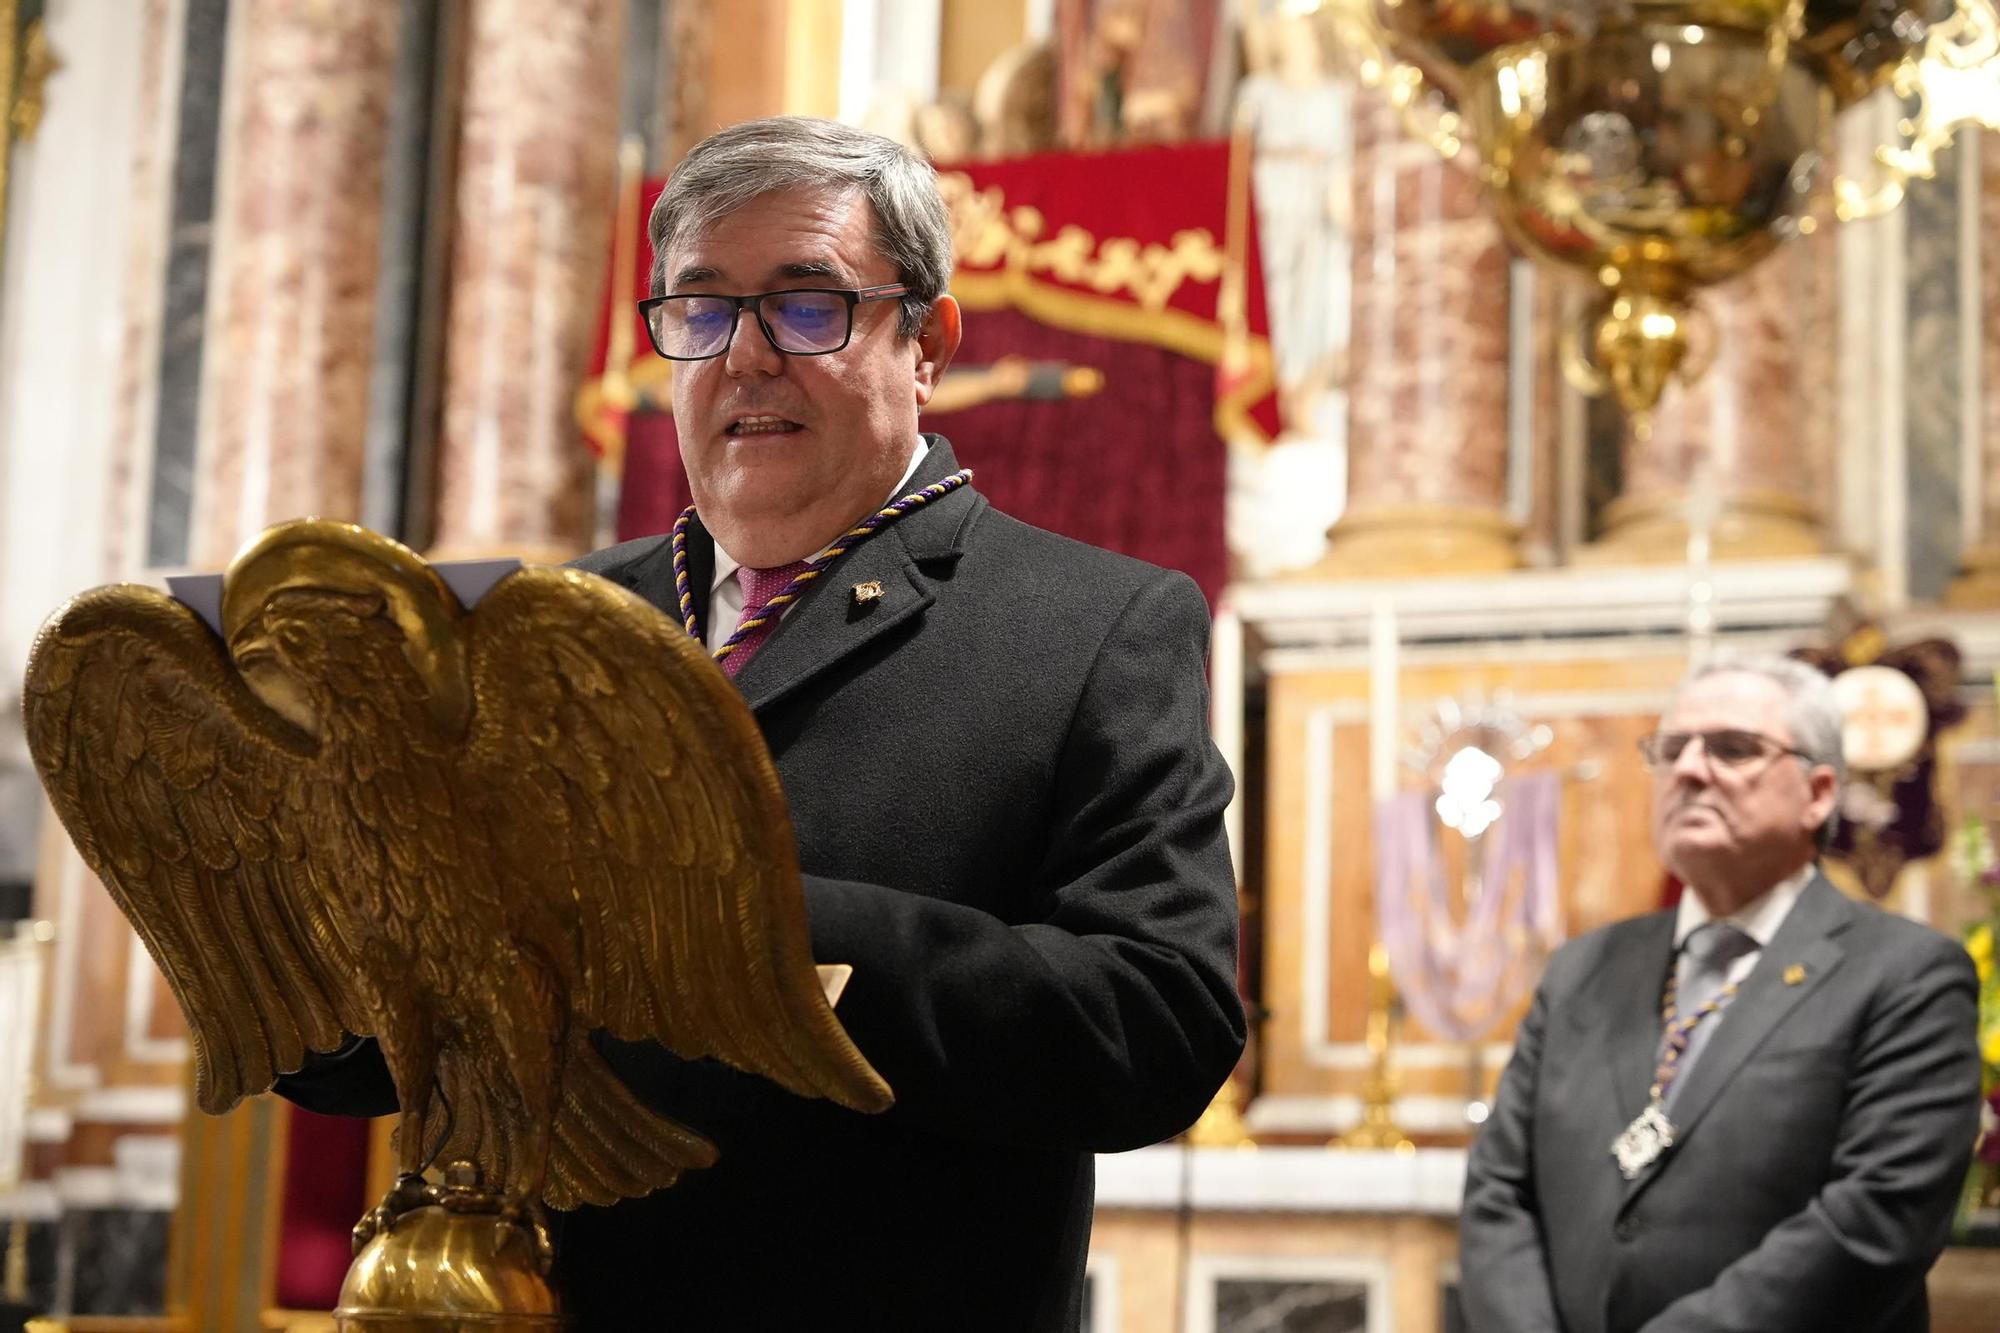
[[671, 467, 973, 664], [1647, 970, 1738, 1104]]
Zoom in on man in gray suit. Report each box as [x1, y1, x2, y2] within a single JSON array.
[[1460, 654, 1982, 1333]]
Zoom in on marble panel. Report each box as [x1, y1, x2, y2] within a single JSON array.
[[59, 1206, 169, 1316], [359, 0, 444, 542], [1214, 1277, 1368, 1333], [1344, 94, 1510, 514], [190, 0, 400, 567], [98, 0, 194, 578], [1983, 132, 2000, 536], [1902, 140, 1965, 599], [1620, 234, 1833, 518], [429, 0, 625, 560], [18, 1216, 56, 1312], [146, 0, 231, 570]]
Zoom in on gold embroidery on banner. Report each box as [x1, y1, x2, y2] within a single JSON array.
[[938, 172, 1225, 312], [936, 166, 1277, 445]]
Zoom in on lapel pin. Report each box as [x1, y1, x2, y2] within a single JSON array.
[[1783, 964, 1806, 986], [851, 580, 885, 605]]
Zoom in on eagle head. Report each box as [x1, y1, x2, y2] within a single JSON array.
[[221, 520, 473, 741]]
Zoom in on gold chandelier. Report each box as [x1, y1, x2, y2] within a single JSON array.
[[1328, 0, 2000, 418]]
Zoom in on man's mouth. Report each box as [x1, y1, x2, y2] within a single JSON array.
[[727, 415, 804, 436]]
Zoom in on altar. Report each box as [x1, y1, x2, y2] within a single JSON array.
[[1091, 1146, 1463, 1333]]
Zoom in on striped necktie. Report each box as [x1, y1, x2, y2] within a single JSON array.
[[720, 561, 811, 678], [1661, 921, 1759, 1111]]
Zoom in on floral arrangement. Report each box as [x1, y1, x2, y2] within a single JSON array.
[[1950, 817, 2000, 1218]]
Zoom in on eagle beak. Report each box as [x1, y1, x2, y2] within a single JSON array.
[[230, 631, 275, 669], [229, 631, 320, 738]]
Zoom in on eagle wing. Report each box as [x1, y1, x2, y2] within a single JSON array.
[[22, 585, 369, 1113], [463, 567, 891, 1114]]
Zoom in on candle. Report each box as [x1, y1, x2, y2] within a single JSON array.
[[1369, 594, 1399, 802]]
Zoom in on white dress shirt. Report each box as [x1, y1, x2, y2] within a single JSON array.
[[704, 438, 930, 649], [1672, 860, 1815, 988]]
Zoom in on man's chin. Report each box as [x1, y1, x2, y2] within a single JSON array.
[[1662, 837, 1733, 877]]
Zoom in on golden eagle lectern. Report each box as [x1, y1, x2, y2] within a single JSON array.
[[22, 519, 892, 1327]]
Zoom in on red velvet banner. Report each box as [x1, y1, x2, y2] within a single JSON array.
[[935, 139, 1278, 446], [273, 1106, 372, 1311]]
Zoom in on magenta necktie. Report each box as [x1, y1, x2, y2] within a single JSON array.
[[719, 561, 811, 677]]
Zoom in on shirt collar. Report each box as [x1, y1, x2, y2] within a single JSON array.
[[710, 437, 930, 594], [1673, 860, 1815, 949]]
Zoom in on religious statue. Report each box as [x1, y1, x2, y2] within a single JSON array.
[[970, 41, 1059, 159], [1227, 1, 1356, 576], [1055, 0, 1227, 146], [22, 519, 892, 1324]]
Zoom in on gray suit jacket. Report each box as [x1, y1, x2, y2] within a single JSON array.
[[1460, 873, 1981, 1333]]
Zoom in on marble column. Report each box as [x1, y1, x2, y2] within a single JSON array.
[[1315, 92, 1518, 576], [190, 0, 401, 568], [1950, 134, 2000, 604], [1587, 229, 1835, 562], [428, 0, 626, 562]]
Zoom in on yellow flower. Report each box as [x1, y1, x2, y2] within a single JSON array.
[[1985, 1026, 2000, 1068], [1971, 924, 1995, 982]]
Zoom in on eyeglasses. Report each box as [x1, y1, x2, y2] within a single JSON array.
[[1636, 728, 1812, 771], [638, 284, 909, 361]]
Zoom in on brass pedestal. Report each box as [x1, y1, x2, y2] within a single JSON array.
[[336, 1167, 562, 1332]]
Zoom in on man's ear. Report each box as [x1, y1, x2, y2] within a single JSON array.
[[1805, 765, 1840, 836], [913, 295, 962, 407]]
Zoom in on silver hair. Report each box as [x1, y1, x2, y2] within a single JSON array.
[[647, 116, 954, 339], [1675, 652, 1846, 845]]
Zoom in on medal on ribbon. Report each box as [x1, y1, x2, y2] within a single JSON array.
[[1610, 966, 1738, 1179], [1612, 1102, 1676, 1180]]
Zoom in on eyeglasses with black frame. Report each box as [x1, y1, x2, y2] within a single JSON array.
[[1635, 728, 1812, 771], [638, 284, 910, 361]]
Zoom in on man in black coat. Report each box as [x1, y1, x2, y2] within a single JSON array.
[[281, 115, 1243, 1330], [1459, 655, 1980, 1333]]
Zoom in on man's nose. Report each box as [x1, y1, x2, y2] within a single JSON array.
[[1669, 735, 1712, 783], [722, 306, 783, 377]]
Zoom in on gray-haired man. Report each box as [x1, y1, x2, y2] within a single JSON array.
[[284, 116, 1243, 1329], [1460, 655, 1981, 1332]]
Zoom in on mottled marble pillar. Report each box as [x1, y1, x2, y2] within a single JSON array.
[[1984, 134, 2000, 548], [191, 1, 400, 568], [1950, 134, 2000, 604], [1589, 230, 1835, 562], [429, 0, 626, 562], [1316, 92, 1518, 575]]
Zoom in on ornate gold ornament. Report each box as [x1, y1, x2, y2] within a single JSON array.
[[1326, 0, 2000, 418], [9, 16, 56, 141], [23, 519, 892, 1321]]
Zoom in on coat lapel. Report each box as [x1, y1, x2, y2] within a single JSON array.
[[617, 520, 712, 634], [1617, 872, 1852, 1210], [731, 439, 979, 713], [1595, 913, 1677, 1130]]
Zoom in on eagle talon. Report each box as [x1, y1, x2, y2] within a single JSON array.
[[352, 1172, 440, 1252], [497, 1194, 557, 1274]]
